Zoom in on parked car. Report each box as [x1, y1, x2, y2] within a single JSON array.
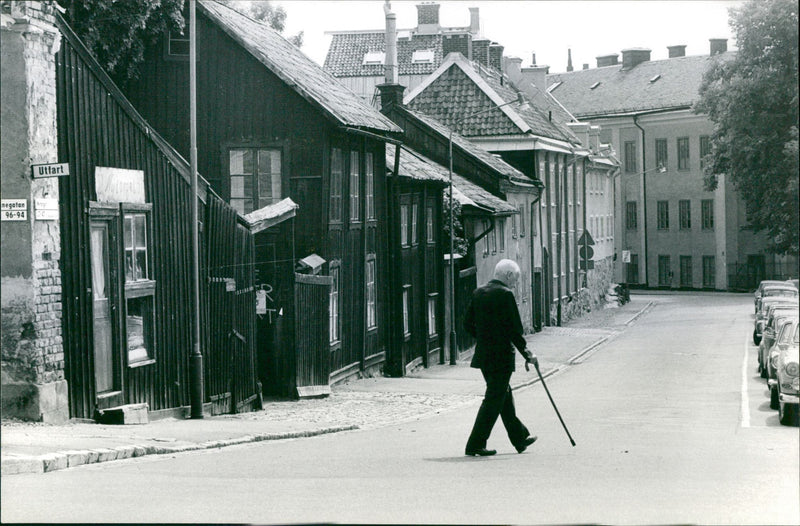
[[762, 313, 798, 381], [755, 284, 798, 315], [754, 297, 799, 344], [755, 280, 787, 312], [767, 321, 799, 425]]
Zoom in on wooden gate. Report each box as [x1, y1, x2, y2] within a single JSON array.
[[204, 199, 260, 414], [294, 273, 332, 397], [456, 265, 477, 352]]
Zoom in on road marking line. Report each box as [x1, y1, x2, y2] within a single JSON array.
[[741, 333, 751, 428]]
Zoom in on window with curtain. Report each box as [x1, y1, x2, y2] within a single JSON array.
[[330, 148, 343, 223], [677, 137, 690, 170]]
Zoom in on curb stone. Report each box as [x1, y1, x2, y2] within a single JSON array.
[[1, 424, 359, 476]]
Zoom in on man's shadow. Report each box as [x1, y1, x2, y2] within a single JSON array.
[[424, 453, 519, 463]]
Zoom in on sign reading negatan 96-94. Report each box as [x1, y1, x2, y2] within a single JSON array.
[[1, 199, 28, 221], [31, 162, 70, 178]]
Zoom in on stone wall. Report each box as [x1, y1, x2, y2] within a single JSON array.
[[1, 0, 67, 422]]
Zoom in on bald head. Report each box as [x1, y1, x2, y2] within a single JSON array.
[[493, 259, 521, 288]]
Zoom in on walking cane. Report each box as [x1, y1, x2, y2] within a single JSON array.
[[526, 361, 576, 447]]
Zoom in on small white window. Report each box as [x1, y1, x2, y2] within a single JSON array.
[[590, 81, 601, 90], [411, 49, 435, 64], [649, 74, 661, 83], [362, 51, 385, 65]]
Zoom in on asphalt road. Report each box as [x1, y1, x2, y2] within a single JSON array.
[[2, 293, 798, 524]]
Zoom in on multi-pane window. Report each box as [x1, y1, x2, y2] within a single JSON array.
[[426, 204, 435, 244], [489, 220, 497, 254], [701, 199, 714, 230], [427, 294, 438, 337], [123, 212, 155, 365], [658, 255, 671, 286], [400, 204, 409, 246], [680, 256, 693, 287], [329, 265, 340, 344], [677, 137, 690, 170], [402, 286, 411, 337], [511, 213, 518, 238], [702, 256, 716, 288], [679, 200, 691, 230], [657, 201, 669, 230], [365, 152, 375, 220], [349, 151, 360, 222], [482, 220, 491, 256], [626, 201, 637, 230], [229, 148, 282, 215], [655, 138, 668, 170], [411, 201, 418, 246], [699, 135, 711, 170], [627, 254, 639, 284], [330, 148, 343, 223], [624, 141, 637, 173], [518, 205, 525, 237], [366, 258, 376, 330], [167, 27, 189, 57], [498, 218, 505, 252]]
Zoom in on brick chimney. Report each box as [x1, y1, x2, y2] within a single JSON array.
[[472, 39, 490, 67], [531, 52, 537, 66], [582, 63, 589, 70], [519, 65, 548, 90], [377, 0, 404, 111], [443, 33, 472, 60], [566, 48, 573, 72], [504, 56, 523, 84], [416, 2, 440, 34], [667, 45, 686, 58], [709, 38, 727, 55], [596, 54, 619, 68], [469, 7, 479, 35], [489, 42, 504, 71], [621, 48, 651, 70]]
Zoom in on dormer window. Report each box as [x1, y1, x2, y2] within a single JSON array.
[[649, 74, 662, 83], [362, 51, 385, 65], [590, 81, 601, 90], [411, 49, 435, 64]]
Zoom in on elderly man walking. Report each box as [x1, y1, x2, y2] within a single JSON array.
[[464, 259, 538, 457]]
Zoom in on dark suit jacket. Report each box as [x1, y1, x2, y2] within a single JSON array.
[[464, 279, 527, 373]]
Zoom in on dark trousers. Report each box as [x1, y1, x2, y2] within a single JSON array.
[[466, 370, 530, 450]]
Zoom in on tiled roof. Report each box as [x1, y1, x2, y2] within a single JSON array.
[[385, 144, 449, 185], [547, 53, 735, 118], [199, 1, 401, 134], [324, 31, 443, 77], [396, 106, 537, 185], [405, 55, 572, 143]]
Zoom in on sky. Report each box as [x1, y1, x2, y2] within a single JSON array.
[[279, 0, 742, 73]]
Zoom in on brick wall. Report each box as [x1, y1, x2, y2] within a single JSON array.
[[1, 0, 66, 422]]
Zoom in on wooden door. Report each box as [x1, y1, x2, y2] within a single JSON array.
[[90, 221, 123, 409]]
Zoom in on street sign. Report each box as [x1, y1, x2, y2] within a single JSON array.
[[31, 162, 69, 178], [1, 199, 28, 221], [578, 229, 595, 270]]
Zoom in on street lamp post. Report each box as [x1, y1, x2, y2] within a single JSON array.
[[447, 93, 529, 365]]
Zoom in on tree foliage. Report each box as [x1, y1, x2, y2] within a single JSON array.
[[220, 1, 303, 47], [695, 0, 799, 254], [58, 0, 185, 84], [58, 0, 303, 86], [443, 195, 469, 257]]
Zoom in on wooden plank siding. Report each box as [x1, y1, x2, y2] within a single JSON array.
[[54, 14, 258, 419], [121, 13, 393, 390]]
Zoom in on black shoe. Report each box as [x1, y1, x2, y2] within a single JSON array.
[[515, 435, 538, 453], [465, 447, 497, 457]]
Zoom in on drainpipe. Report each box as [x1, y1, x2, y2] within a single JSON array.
[[633, 114, 648, 288]]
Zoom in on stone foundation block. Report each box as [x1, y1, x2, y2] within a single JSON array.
[[95, 403, 149, 425], [0, 379, 69, 423]]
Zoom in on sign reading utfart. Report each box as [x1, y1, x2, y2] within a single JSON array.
[[31, 162, 70, 178]]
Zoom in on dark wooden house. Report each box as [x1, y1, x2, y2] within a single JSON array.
[[122, 1, 402, 393], [54, 13, 260, 419]]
